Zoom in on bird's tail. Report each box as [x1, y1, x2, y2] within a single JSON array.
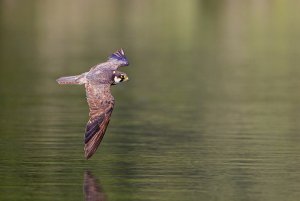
[[56, 73, 87, 85]]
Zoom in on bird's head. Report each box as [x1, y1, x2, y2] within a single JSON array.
[[108, 49, 129, 67], [112, 70, 129, 85]]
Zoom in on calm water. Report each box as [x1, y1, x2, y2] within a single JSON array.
[[1, 1, 300, 201]]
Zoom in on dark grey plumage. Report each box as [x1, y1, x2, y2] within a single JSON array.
[[57, 49, 129, 159]]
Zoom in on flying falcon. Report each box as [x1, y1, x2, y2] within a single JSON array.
[[56, 49, 129, 159]]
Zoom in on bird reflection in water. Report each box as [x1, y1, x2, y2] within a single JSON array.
[[83, 171, 107, 201]]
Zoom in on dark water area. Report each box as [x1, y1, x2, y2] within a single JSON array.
[[1, 1, 300, 201]]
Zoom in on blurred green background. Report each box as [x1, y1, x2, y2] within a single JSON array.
[[0, 1, 300, 201]]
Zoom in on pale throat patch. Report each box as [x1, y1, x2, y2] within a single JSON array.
[[114, 76, 122, 83]]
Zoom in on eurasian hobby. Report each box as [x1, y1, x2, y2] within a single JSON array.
[[56, 49, 129, 159]]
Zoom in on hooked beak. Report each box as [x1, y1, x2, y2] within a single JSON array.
[[124, 75, 129, 81]]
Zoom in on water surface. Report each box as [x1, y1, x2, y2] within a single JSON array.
[[0, 1, 300, 201]]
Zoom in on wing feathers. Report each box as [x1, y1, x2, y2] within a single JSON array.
[[85, 115, 104, 143], [84, 102, 114, 159]]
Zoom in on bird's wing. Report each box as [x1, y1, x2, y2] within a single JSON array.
[[89, 49, 128, 72], [84, 100, 114, 159], [84, 84, 115, 159]]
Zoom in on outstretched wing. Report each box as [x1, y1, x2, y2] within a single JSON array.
[[108, 49, 129, 66], [84, 84, 115, 159], [84, 100, 114, 159], [88, 49, 129, 73]]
